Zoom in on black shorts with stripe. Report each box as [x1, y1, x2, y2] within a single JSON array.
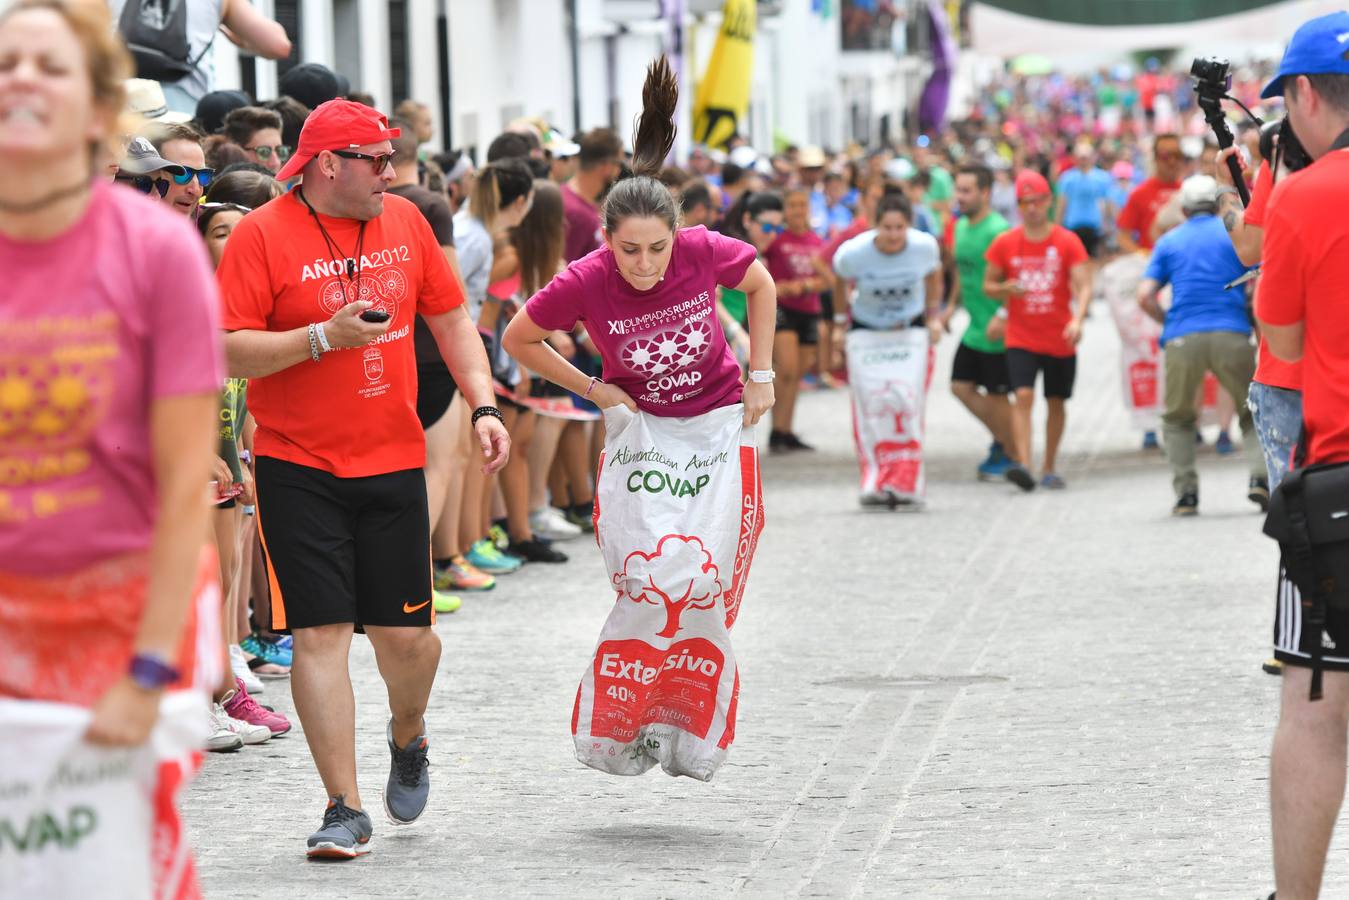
[[255, 456, 434, 633], [1273, 565, 1349, 671]]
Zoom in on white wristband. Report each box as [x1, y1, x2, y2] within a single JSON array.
[[748, 369, 775, 383], [315, 322, 332, 353]]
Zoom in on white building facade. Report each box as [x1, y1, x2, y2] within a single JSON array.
[[211, 0, 940, 159]]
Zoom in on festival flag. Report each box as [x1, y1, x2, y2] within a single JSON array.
[[691, 0, 755, 150]]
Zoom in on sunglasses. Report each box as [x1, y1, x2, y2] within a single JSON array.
[[172, 166, 214, 188], [333, 149, 397, 175], [246, 144, 292, 162], [198, 201, 252, 215], [756, 221, 785, 235], [119, 175, 170, 198]]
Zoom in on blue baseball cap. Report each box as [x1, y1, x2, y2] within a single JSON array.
[[1262, 11, 1349, 99]]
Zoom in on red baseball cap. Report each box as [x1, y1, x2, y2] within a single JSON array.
[[1014, 170, 1051, 201], [276, 99, 401, 181]]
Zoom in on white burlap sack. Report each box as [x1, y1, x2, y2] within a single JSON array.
[[1102, 254, 1223, 431], [572, 404, 763, 781], [0, 692, 206, 900], [845, 328, 932, 503]]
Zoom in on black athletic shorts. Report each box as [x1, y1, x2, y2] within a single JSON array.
[[1071, 225, 1101, 258], [254, 457, 433, 633], [416, 362, 457, 429], [1273, 565, 1349, 672], [1006, 347, 1077, 399], [950, 343, 1011, 395], [775, 306, 820, 345]]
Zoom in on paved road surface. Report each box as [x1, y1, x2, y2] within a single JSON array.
[[186, 308, 1318, 897]]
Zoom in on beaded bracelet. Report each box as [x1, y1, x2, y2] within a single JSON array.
[[471, 406, 505, 427], [584, 377, 601, 398], [306, 324, 321, 362]]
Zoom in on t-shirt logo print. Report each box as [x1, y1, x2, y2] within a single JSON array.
[[619, 319, 714, 379], [317, 264, 409, 319], [363, 347, 384, 382]]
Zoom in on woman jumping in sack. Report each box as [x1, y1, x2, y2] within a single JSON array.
[[503, 57, 776, 781], [502, 56, 776, 428]]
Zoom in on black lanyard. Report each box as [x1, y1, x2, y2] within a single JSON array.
[[297, 187, 368, 296]]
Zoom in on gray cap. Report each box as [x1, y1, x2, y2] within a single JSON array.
[[119, 137, 186, 177]]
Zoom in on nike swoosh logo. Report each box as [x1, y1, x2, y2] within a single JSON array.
[[403, 600, 431, 614]]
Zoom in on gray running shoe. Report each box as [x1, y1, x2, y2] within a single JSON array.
[[306, 796, 372, 860], [383, 718, 430, 825]]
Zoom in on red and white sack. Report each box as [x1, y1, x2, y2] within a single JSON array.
[[1102, 253, 1165, 431], [845, 327, 933, 502], [0, 691, 208, 900], [572, 404, 764, 781]]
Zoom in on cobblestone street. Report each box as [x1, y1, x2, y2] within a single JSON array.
[[185, 311, 1316, 897]]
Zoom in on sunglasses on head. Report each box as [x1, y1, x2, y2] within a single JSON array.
[[332, 149, 397, 175], [118, 175, 170, 198], [172, 166, 214, 188], [756, 221, 785, 235], [246, 144, 292, 162]]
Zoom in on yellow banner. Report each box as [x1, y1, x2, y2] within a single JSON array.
[[691, 0, 755, 150]]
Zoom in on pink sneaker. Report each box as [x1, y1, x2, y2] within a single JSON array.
[[223, 678, 292, 736]]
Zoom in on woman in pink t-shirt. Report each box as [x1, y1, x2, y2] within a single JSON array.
[[0, 1, 222, 739], [503, 59, 777, 424]]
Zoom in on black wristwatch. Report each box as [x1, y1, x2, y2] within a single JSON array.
[[471, 406, 504, 427]]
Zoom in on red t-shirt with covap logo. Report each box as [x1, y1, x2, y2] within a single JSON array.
[[984, 224, 1088, 358], [525, 226, 756, 417], [217, 191, 464, 477]]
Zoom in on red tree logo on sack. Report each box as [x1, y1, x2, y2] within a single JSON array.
[[613, 534, 724, 638]]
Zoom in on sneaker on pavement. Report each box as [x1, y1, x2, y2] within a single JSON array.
[[782, 432, 814, 451], [466, 539, 522, 574], [223, 678, 291, 735], [488, 523, 510, 551], [529, 506, 583, 541], [768, 430, 791, 454], [508, 537, 568, 563], [241, 632, 292, 670], [1005, 464, 1036, 492], [307, 796, 373, 860], [436, 556, 496, 591], [1215, 430, 1236, 455], [977, 451, 1011, 482], [432, 590, 462, 614], [1039, 473, 1066, 490], [228, 643, 267, 694], [1173, 491, 1199, 516], [205, 705, 244, 752], [1248, 475, 1270, 512], [563, 502, 594, 532], [212, 702, 270, 745], [384, 719, 430, 826], [1263, 658, 1284, 676], [1142, 431, 1160, 451]]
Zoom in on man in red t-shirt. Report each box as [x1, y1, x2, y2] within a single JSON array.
[[1250, 17, 1349, 895], [984, 170, 1091, 491], [1115, 133, 1184, 253], [217, 100, 508, 860]]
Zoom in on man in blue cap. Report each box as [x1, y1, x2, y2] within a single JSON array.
[[1254, 11, 1349, 899]]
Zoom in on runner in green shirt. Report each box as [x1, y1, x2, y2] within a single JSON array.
[[944, 164, 1015, 481]]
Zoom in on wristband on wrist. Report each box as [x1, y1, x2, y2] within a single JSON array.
[[315, 322, 332, 353], [833, 313, 849, 325], [995, 307, 1009, 320], [129, 652, 180, 691], [748, 369, 775, 384], [584, 377, 601, 398], [471, 406, 504, 427], [307, 324, 321, 362]]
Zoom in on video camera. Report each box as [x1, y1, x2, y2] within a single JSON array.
[[1189, 55, 1311, 201]]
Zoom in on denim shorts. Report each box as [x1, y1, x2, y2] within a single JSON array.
[[1246, 381, 1302, 490]]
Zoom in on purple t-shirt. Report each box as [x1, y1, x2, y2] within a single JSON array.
[[0, 181, 223, 576], [562, 182, 602, 263], [526, 226, 755, 417]]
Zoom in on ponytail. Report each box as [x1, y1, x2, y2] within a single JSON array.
[[469, 156, 534, 233], [603, 56, 681, 234]]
